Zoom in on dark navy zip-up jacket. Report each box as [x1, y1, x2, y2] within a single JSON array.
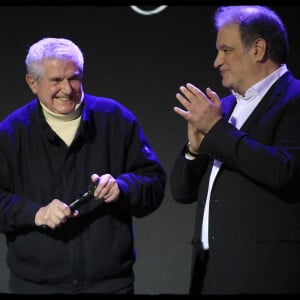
[[0, 94, 166, 293]]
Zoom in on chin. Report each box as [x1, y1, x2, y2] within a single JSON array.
[[58, 103, 77, 113], [221, 79, 231, 89], [54, 107, 76, 115]]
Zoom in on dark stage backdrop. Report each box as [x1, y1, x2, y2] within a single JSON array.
[[0, 4, 299, 294]]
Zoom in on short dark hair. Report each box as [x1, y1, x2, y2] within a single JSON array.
[[214, 5, 289, 64]]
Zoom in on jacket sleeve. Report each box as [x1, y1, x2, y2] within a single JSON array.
[[0, 148, 41, 233], [116, 121, 167, 218], [169, 144, 210, 204], [199, 95, 300, 193]]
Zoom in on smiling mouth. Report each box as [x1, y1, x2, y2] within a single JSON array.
[[55, 97, 70, 102], [219, 69, 228, 77]]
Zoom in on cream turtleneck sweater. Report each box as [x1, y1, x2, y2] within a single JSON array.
[[41, 102, 82, 146]]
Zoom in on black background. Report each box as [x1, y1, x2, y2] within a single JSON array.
[[0, 2, 299, 294]]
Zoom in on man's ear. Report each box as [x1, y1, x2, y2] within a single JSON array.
[[25, 74, 38, 94], [253, 38, 267, 62]]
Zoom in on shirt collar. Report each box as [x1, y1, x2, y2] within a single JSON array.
[[232, 64, 288, 102]]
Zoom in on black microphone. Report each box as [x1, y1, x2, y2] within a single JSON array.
[[40, 179, 99, 230], [68, 180, 98, 212]]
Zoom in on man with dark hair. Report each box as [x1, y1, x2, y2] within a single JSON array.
[[170, 5, 300, 294]]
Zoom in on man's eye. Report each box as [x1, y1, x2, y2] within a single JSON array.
[[50, 78, 61, 82], [70, 77, 81, 82]]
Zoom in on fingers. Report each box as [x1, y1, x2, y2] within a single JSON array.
[[206, 87, 221, 104], [174, 83, 222, 135], [177, 83, 219, 104], [93, 174, 120, 203], [174, 83, 208, 117], [37, 199, 73, 229], [174, 83, 202, 119], [91, 173, 99, 182], [49, 203, 71, 228], [175, 90, 191, 112], [183, 83, 207, 101], [185, 83, 206, 98], [173, 106, 189, 120]]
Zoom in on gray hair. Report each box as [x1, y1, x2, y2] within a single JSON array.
[[25, 37, 84, 82]]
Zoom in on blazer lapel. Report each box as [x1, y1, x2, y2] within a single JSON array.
[[240, 71, 293, 132], [221, 95, 236, 121]]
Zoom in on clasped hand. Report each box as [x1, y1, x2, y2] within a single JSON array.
[[174, 83, 222, 150], [35, 173, 120, 229]]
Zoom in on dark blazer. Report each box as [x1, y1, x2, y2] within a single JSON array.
[[170, 71, 300, 294]]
